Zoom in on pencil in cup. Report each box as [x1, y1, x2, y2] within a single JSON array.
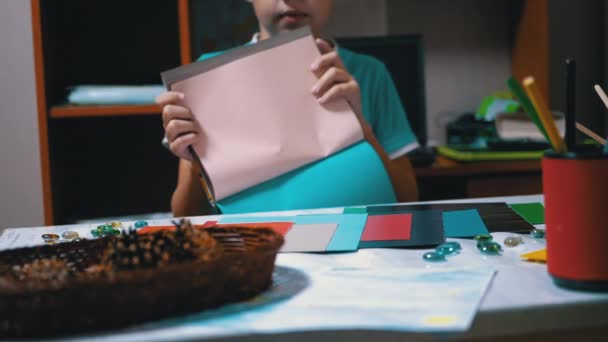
[[522, 77, 568, 154]]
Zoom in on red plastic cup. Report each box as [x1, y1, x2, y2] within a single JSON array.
[[543, 147, 608, 291]]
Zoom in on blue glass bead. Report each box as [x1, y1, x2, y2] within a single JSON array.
[[531, 229, 545, 239], [504, 236, 524, 247], [423, 251, 447, 262], [478, 241, 502, 255], [134, 220, 148, 229], [474, 234, 493, 242], [443, 241, 462, 250], [91, 229, 101, 237], [436, 244, 459, 256]]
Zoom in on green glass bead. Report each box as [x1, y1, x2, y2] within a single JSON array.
[[423, 251, 447, 262], [504, 236, 524, 247], [41, 233, 59, 242], [474, 234, 493, 242], [111, 229, 121, 236], [443, 241, 462, 250], [97, 224, 112, 231], [61, 231, 79, 240], [478, 241, 502, 255], [436, 244, 459, 256], [531, 229, 545, 239], [134, 220, 148, 229], [91, 229, 101, 237], [102, 226, 116, 234]]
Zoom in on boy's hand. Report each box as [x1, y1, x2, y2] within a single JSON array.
[[310, 39, 363, 118], [156, 91, 200, 162]]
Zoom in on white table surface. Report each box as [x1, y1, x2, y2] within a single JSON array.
[[3, 194, 608, 341]]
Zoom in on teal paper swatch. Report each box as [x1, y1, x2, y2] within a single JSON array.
[[443, 209, 490, 238]]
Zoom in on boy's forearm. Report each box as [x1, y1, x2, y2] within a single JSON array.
[[366, 135, 419, 203], [171, 160, 212, 217]]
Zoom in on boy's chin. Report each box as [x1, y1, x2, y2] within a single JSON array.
[[277, 20, 310, 32]]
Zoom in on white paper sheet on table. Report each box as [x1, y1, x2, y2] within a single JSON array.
[[176, 266, 496, 334], [59, 264, 495, 342], [161, 27, 364, 201]]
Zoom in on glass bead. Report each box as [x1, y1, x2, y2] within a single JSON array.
[[102, 225, 115, 234], [111, 229, 121, 236], [531, 229, 545, 239], [474, 234, 493, 242], [436, 244, 459, 256], [41, 233, 59, 242], [423, 251, 447, 262], [110, 221, 122, 228], [504, 236, 524, 247], [91, 229, 101, 237], [97, 224, 112, 231], [443, 241, 461, 250], [61, 231, 79, 240], [134, 220, 148, 229], [478, 241, 502, 255]]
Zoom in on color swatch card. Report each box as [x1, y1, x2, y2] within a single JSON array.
[[280, 224, 338, 252], [220, 214, 367, 253], [442, 210, 490, 238], [360, 214, 412, 241], [362, 202, 535, 233], [508, 202, 545, 225], [358, 210, 445, 248], [161, 27, 363, 201]]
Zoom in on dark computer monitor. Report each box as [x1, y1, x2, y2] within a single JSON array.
[[336, 35, 427, 146]]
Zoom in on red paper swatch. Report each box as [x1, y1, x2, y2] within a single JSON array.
[[137, 221, 294, 236], [360, 214, 412, 241], [213, 222, 294, 236]]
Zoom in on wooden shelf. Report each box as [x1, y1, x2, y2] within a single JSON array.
[[50, 104, 161, 118], [414, 156, 541, 177]]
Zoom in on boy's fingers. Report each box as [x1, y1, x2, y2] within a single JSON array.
[[311, 67, 350, 97], [162, 104, 192, 128], [318, 83, 350, 105], [310, 51, 340, 76], [155, 91, 185, 106], [316, 38, 333, 54], [170, 133, 198, 161], [166, 119, 198, 142]]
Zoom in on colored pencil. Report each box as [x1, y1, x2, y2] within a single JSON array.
[[522, 77, 567, 153]]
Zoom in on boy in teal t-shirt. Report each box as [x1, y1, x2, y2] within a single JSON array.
[[157, 0, 419, 216]]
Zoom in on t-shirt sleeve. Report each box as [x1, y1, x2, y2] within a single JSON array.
[[370, 62, 419, 159]]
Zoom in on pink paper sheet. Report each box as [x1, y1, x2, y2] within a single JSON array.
[[167, 29, 363, 200]]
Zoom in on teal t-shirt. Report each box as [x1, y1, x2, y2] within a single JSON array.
[[196, 45, 418, 214]]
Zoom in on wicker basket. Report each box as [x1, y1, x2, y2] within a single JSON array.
[[0, 225, 283, 338]]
